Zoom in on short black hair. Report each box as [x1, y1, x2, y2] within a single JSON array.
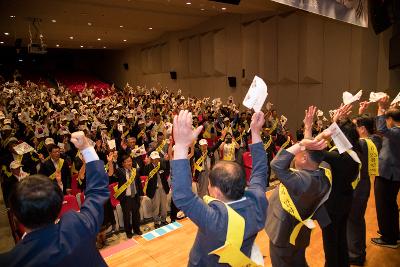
[[10, 175, 63, 229], [338, 118, 361, 154], [386, 108, 400, 122], [157, 132, 164, 137], [307, 150, 325, 164], [209, 161, 246, 201], [120, 153, 131, 164], [47, 143, 59, 153], [354, 115, 375, 134]]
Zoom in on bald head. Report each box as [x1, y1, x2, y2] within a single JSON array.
[[209, 161, 246, 201]]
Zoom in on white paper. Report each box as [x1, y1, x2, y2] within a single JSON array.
[[343, 90, 362, 105], [107, 139, 116, 150], [327, 122, 353, 154], [328, 110, 336, 119], [280, 115, 288, 127], [316, 110, 324, 117], [242, 76, 268, 112], [390, 92, 400, 105], [369, 92, 387, 103], [117, 124, 124, 132]]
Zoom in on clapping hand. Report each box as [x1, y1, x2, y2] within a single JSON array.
[[333, 103, 352, 123], [70, 131, 90, 151]]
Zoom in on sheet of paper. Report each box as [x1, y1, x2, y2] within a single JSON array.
[[327, 122, 353, 154], [343, 90, 362, 105], [107, 139, 116, 150], [316, 110, 324, 117], [369, 92, 387, 102], [242, 76, 268, 112], [117, 124, 124, 132], [391, 92, 400, 105], [13, 142, 34, 155]]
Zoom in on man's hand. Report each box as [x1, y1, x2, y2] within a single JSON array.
[[250, 111, 264, 144], [303, 106, 317, 129], [71, 131, 90, 150], [107, 152, 113, 163], [333, 103, 352, 123], [358, 101, 370, 115], [300, 138, 328, 151], [173, 110, 203, 160]]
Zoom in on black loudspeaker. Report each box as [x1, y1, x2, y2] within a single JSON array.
[[170, 71, 177, 80], [209, 0, 240, 5], [369, 0, 393, 34], [123, 63, 129, 70], [228, 76, 236, 87]]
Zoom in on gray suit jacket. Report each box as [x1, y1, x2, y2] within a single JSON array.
[[172, 142, 268, 266], [376, 115, 400, 181], [265, 149, 331, 248]]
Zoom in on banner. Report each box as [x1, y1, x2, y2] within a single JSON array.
[[271, 0, 368, 27]]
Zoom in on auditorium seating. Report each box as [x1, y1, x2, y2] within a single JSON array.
[[59, 195, 80, 217], [242, 152, 252, 185]]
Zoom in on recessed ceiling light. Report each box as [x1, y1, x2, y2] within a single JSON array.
[[4, 32, 9, 36], [148, 27, 153, 30], [51, 19, 56, 23], [186, 2, 191, 5], [97, 38, 101, 41], [69, 36, 74, 39], [119, 25, 124, 28], [10, 15, 15, 18], [103, 46, 106, 48], [200, 8, 205, 11], [88, 22, 92, 26], [18, 59, 23, 62], [80, 45, 84, 48], [0, 41, 4, 44], [56, 44, 60, 47], [123, 39, 127, 42], [221, 7, 226, 10]]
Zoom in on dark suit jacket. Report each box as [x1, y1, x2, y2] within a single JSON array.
[[376, 115, 400, 181], [172, 142, 268, 266], [114, 166, 143, 201], [265, 149, 331, 248], [39, 158, 71, 194], [0, 160, 109, 267], [142, 160, 170, 198]]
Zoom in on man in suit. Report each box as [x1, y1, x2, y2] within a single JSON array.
[[0, 131, 109, 267], [172, 110, 268, 266], [142, 151, 170, 228], [265, 137, 331, 267], [39, 143, 71, 195], [114, 154, 143, 238], [371, 97, 400, 248], [193, 136, 224, 199]]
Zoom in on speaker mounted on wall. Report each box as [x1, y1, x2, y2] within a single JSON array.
[[170, 71, 177, 80], [209, 0, 240, 5], [123, 63, 129, 70], [228, 76, 236, 88]]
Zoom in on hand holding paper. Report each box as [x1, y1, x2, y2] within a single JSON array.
[[369, 92, 387, 103], [242, 76, 268, 112]]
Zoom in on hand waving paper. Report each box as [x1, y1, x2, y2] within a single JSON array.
[[391, 92, 400, 106], [316, 110, 324, 118], [343, 90, 362, 105], [369, 92, 387, 103], [242, 76, 268, 112]]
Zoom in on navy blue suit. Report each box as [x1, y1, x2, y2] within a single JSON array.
[[0, 160, 110, 267], [171, 142, 268, 266]]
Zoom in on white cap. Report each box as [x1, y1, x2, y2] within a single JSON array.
[[4, 118, 12, 124], [223, 117, 230, 122], [150, 151, 160, 159], [199, 139, 208, 146], [10, 160, 23, 169], [45, 138, 55, 145]]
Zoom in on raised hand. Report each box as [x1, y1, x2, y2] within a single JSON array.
[[173, 110, 203, 149], [300, 138, 328, 151], [70, 131, 90, 151], [358, 101, 370, 115], [333, 103, 352, 123], [250, 111, 265, 144], [304, 106, 317, 129]]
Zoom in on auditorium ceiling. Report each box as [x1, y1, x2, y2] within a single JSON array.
[[0, 0, 283, 49]]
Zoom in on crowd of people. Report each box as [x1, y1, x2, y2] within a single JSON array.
[[0, 77, 399, 266]]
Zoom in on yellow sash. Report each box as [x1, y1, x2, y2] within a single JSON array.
[[235, 132, 244, 142], [108, 128, 114, 138], [264, 135, 272, 150], [37, 140, 44, 151], [30, 151, 40, 162], [113, 168, 137, 198], [223, 143, 235, 161], [49, 159, 64, 180], [194, 152, 207, 173], [279, 167, 332, 245], [156, 140, 167, 153], [270, 119, 279, 134], [137, 129, 145, 139], [203, 124, 213, 138], [203, 196, 262, 267], [143, 162, 160, 195], [360, 138, 379, 178], [281, 136, 291, 150], [122, 129, 130, 138], [329, 146, 361, 189], [2, 165, 12, 177]]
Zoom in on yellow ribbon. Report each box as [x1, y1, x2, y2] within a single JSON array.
[[2, 165, 12, 177], [264, 135, 272, 150], [156, 140, 167, 153], [360, 138, 379, 178], [203, 196, 262, 267], [143, 162, 160, 195], [281, 136, 291, 150], [193, 152, 207, 173], [113, 168, 137, 198], [37, 140, 44, 151], [122, 129, 130, 138], [49, 159, 64, 180], [270, 119, 279, 134], [329, 146, 361, 189], [137, 129, 145, 139], [235, 131, 244, 142], [279, 167, 332, 245], [223, 143, 235, 161]]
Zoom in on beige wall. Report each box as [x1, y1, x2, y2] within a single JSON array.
[[100, 10, 400, 130]]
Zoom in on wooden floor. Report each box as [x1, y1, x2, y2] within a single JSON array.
[[105, 187, 400, 267]]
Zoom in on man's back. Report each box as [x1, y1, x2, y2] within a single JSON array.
[[0, 154, 109, 267]]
